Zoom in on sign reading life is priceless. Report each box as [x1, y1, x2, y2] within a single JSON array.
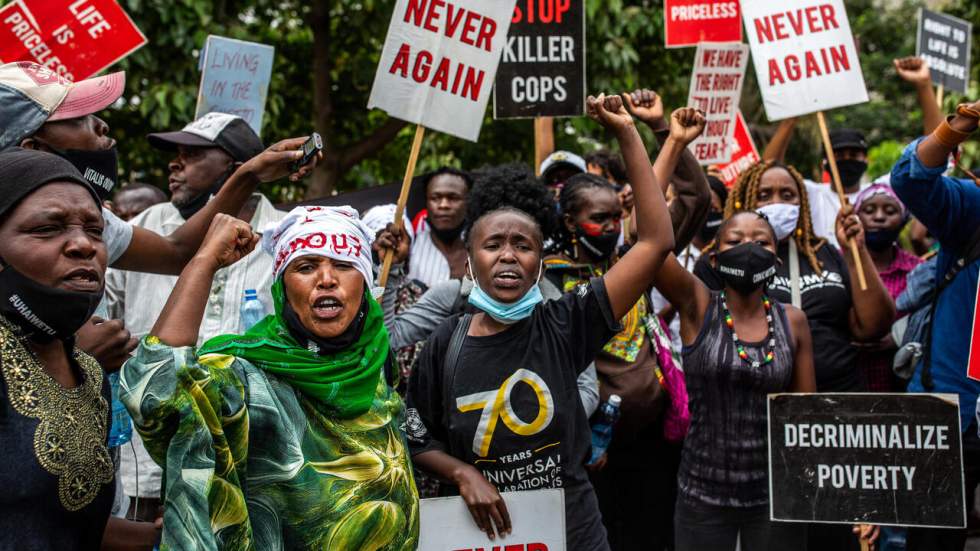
[[769, 394, 966, 528], [664, 0, 742, 48], [369, 0, 518, 141], [493, 0, 585, 119], [419, 489, 566, 550], [741, 0, 868, 121], [0, 0, 146, 81], [916, 9, 972, 95], [195, 36, 275, 136], [685, 42, 748, 165]]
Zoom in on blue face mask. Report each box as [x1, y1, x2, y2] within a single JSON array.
[[467, 260, 544, 324]]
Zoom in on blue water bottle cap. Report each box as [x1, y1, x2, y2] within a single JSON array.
[[244, 289, 258, 299]]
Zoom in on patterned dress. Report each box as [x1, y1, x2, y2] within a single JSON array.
[[121, 337, 419, 551]]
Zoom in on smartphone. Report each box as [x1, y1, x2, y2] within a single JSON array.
[[293, 132, 323, 171]]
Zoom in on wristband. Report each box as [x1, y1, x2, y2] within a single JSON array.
[[933, 116, 973, 149], [956, 103, 980, 121]]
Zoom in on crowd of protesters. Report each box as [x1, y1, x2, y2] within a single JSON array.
[[0, 50, 978, 551]]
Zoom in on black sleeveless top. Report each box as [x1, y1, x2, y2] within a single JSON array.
[[679, 292, 795, 508]]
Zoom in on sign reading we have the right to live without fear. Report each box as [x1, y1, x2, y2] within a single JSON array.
[[768, 393, 966, 528]]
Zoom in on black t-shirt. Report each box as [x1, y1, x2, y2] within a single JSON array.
[[694, 241, 860, 391], [405, 278, 619, 551]]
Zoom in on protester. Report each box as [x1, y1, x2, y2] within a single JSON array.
[[889, 98, 980, 551], [404, 94, 685, 550], [121, 209, 419, 549], [0, 148, 158, 550], [540, 150, 587, 198], [105, 183, 168, 221], [408, 168, 472, 286], [586, 149, 633, 218]]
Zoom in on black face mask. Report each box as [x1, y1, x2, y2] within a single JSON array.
[[0, 263, 102, 343], [282, 294, 367, 355], [430, 222, 464, 245], [699, 211, 723, 243], [52, 145, 119, 201], [715, 243, 778, 295], [176, 166, 234, 220], [865, 227, 901, 252], [835, 159, 868, 189], [576, 227, 620, 261]]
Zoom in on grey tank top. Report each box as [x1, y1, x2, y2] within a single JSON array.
[[679, 291, 795, 508]]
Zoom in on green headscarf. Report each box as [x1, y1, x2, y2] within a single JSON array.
[[198, 278, 388, 419]]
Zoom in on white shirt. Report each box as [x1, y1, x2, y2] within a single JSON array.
[[803, 179, 869, 243], [407, 227, 452, 288]]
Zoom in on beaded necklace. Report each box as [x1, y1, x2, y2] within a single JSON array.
[[720, 290, 776, 368]]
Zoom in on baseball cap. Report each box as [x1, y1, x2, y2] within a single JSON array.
[[147, 112, 264, 163], [0, 62, 125, 150], [829, 129, 868, 152], [0, 148, 100, 214], [539, 151, 587, 181]]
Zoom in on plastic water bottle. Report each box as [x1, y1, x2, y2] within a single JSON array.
[[240, 289, 267, 333], [589, 394, 622, 464], [107, 372, 132, 448]]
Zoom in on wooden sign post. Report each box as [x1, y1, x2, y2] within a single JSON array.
[[378, 124, 426, 289], [534, 117, 555, 176]]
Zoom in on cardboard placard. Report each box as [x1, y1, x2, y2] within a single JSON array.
[[368, 0, 518, 142], [493, 0, 585, 119], [194, 35, 275, 136], [741, 0, 868, 121], [916, 9, 972, 95], [685, 42, 748, 165], [0, 0, 146, 81], [768, 393, 966, 528], [664, 0, 742, 49], [715, 111, 759, 187], [419, 489, 566, 550]]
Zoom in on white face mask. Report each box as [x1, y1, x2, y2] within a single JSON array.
[[756, 203, 800, 242]]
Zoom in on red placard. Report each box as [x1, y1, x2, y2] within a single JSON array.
[[714, 111, 758, 187], [665, 0, 742, 48], [968, 280, 980, 382], [0, 0, 146, 81]]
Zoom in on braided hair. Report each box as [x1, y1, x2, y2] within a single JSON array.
[[720, 160, 824, 273], [553, 173, 619, 256]]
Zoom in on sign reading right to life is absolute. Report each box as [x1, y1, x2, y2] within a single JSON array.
[[740, 0, 868, 121], [916, 9, 972, 95]]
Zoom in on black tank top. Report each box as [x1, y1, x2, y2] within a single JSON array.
[[679, 291, 795, 508]]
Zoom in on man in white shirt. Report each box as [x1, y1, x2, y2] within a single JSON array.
[[105, 114, 286, 521], [407, 168, 471, 287], [803, 128, 871, 242]]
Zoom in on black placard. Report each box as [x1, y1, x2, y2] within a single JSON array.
[[768, 393, 965, 528], [493, 0, 585, 119], [916, 9, 972, 94]]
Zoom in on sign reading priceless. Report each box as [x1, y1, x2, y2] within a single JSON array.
[[685, 42, 748, 165], [768, 393, 966, 528], [195, 35, 275, 136], [0, 0, 146, 81], [664, 0, 741, 48], [715, 111, 759, 187], [419, 489, 566, 550], [493, 0, 584, 119], [916, 9, 972, 95], [368, 0, 518, 142], [741, 0, 868, 121]]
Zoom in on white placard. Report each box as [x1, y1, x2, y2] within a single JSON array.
[[368, 0, 518, 142], [419, 489, 566, 550], [685, 42, 749, 165], [741, 0, 868, 121]]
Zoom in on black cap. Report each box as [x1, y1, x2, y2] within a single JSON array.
[[829, 128, 868, 152], [147, 112, 264, 163], [0, 148, 100, 216]]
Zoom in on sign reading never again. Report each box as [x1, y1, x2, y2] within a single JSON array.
[[916, 9, 972, 95], [768, 393, 966, 528], [493, 0, 584, 119]]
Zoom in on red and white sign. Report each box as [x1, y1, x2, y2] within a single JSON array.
[[367, 0, 518, 142], [741, 0, 867, 121], [0, 0, 146, 81], [714, 111, 759, 187], [686, 42, 748, 165], [665, 0, 742, 48], [968, 282, 980, 382]]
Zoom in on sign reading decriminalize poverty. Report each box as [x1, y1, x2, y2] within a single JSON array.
[[685, 42, 748, 165], [492, 0, 585, 119], [195, 35, 275, 136], [741, 0, 868, 121], [368, 0, 518, 142], [768, 393, 966, 528], [419, 489, 566, 550], [916, 9, 972, 95]]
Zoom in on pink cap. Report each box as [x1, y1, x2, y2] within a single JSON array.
[[0, 62, 124, 122]]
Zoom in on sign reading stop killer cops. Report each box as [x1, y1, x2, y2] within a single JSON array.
[[419, 489, 565, 550], [368, 0, 518, 141], [741, 0, 868, 121], [916, 9, 972, 95], [768, 393, 966, 528], [493, 0, 584, 119], [685, 42, 748, 165], [664, 0, 742, 48]]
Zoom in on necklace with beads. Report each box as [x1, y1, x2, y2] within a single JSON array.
[[720, 290, 776, 368]]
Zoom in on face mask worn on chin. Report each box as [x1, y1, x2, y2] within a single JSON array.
[[575, 225, 620, 261], [176, 166, 234, 220], [52, 145, 119, 201], [756, 203, 799, 242], [864, 227, 901, 252], [836, 159, 868, 189], [699, 211, 723, 243], [467, 260, 544, 324], [0, 263, 102, 343], [715, 242, 778, 295]]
